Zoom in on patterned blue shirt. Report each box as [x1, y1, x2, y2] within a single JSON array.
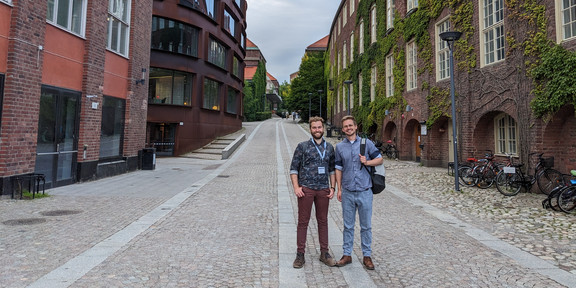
[[290, 138, 336, 190], [335, 136, 382, 192]]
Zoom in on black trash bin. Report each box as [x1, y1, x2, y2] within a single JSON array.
[[142, 148, 156, 170], [327, 127, 332, 137]]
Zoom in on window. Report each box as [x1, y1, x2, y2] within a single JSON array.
[[406, 41, 417, 90], [350, 0, 355, 15], [241, 33, 246, 50], [350, 33, 354, 63], [387, 0, 394, 30], [151, 17, 199, 57], [437, 19, 451, 81], [208, 38, 227, 69], [481, 0, 505, 66], [370, 64, 377, 102], [359, 20, 365, 54], [343, 5, 348, 25], [47, 0, 87, 36], [204, 78, 220, 110], [407, 0, 418, 12], [338, 51, 342, 73], [495, 114, 518, 155], [343, 85, 347, 112], [358, 72, 363, 106], [149, 68, 192, 106], [235, 0, 241, 8], [560, 0, 576, 40], [224, 9, 236, 36], [1, 0, 12, 4], [206, 0, 217, 20], [107, 0, 131, 56], [343, 42, 347, 69], [100, 96, 125, 159], [227, 87, 238, 114], [386, 54, 394, 97], [233, 56, 241, 77], [371, 5, 377, 44]]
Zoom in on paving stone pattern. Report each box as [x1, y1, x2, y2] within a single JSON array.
[[0, 118, 573, 287]]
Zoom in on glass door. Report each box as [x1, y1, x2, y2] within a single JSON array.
[[35, 86, 80, 188]]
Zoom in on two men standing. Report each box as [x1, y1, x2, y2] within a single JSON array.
[[290, 115, 382, 270]]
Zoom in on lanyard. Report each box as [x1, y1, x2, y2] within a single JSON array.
[[310, 138, 326, 161]]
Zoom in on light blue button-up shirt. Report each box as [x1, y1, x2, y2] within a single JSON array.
[[335, 136, 382, 192]]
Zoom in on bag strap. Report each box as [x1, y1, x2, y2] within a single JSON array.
[[360, 137, 371, 174]]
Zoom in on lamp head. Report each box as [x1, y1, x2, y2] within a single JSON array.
[[344, 80, 353, 85], [439, 31, 462, 42]]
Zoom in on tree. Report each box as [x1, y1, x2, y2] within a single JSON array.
[[288, 52, 326, 123], [243, 61, 267, 121]]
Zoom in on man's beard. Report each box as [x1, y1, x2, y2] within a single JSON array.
[[312, 132, 323, 140]]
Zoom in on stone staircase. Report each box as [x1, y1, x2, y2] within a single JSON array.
[[182, 130, 246, 160]]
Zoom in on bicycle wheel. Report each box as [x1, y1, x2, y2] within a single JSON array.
[[476, 164, 496, 189], [536, 168, 563, 195], [459, 166, 477, 187], [387, 149, 397, 159], [495, 170, 522, 196], [558, 186, 576, 213]]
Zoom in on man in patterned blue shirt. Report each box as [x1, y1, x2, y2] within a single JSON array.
[[290, 116, 337, 268], [334, 115, 382, 270]]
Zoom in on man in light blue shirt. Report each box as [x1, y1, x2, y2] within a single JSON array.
[[334, 115, 383, 270]]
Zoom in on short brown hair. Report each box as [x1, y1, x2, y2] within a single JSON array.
[[309, 116, 324, 128], [341, 115, 356, 126]]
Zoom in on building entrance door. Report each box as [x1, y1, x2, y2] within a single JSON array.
[[35, 87, 80, 188]]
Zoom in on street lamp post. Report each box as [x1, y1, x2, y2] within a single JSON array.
[[344, 80, 352, 116], [440, 30, 462, 192], [318, 90, 323, 119]]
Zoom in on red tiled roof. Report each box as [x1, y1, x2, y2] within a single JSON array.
[[266, 72, 277, 81], [246, 38, 258, 49], [244, 66, 258, 80], [307, 35, 329, 50]]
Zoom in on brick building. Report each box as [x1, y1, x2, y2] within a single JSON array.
[[147, 0, 246, 156], [0, 0, 153, 193], [327, 0, 576, 173]]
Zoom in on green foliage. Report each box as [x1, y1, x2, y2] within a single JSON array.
[[530, 45, 576, 118], [289, 52, 327, 122], [243, 61, 267, 121]]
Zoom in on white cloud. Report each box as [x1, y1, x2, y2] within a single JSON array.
[[245, 0, 339, 83]]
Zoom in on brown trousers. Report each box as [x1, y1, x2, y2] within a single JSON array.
[[296, 186, 330, 254]]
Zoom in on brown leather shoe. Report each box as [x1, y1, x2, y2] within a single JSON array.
[[335, 255, 352, 267], [319, 251, 336, 267], [363, 256, 375, 270], [293, 252, 305, 269]]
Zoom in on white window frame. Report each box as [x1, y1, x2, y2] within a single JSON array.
[[47, 0, 87, 37], [556, 0, 576, 41], [343, 42, 347, 69], [350, 33, 354, 63], [387, 0, 394, 30], [0, 0, 12, 5], [495, 114, 518, 155], [350, 0, 355, 15], [437, 19, 451, 81], [371, 5, 377, 44], [359, 20, 365, 54], [358, 72, 363, 106], [480, 0, 505, 66], [406, 41, 417, 91], [408, 0, 419, 12], [386, 54, 394, 97], [343, 5, 348, 26], [106, 0, 131, 56], [337, 86, 341, 112], [370, 64, 377, 102]]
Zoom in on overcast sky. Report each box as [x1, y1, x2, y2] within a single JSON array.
[[245, 0, 340, 84]]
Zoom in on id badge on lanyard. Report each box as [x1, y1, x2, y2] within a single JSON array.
[[312, 138, 327, 175]]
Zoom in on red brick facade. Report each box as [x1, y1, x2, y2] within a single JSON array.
[[0, 0, 153, 194], [328, 0, 576, 174]]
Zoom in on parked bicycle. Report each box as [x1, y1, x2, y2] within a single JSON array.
[[381, 140, 398, 160], [495, 153, 563, 196], [557, 170, 576, 213], [470, 151, 504, 189]]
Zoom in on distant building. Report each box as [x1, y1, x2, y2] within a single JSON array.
[[148, 0, 247, 156], [244, 38, 281, 112], [0, 0, 153, 193]]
